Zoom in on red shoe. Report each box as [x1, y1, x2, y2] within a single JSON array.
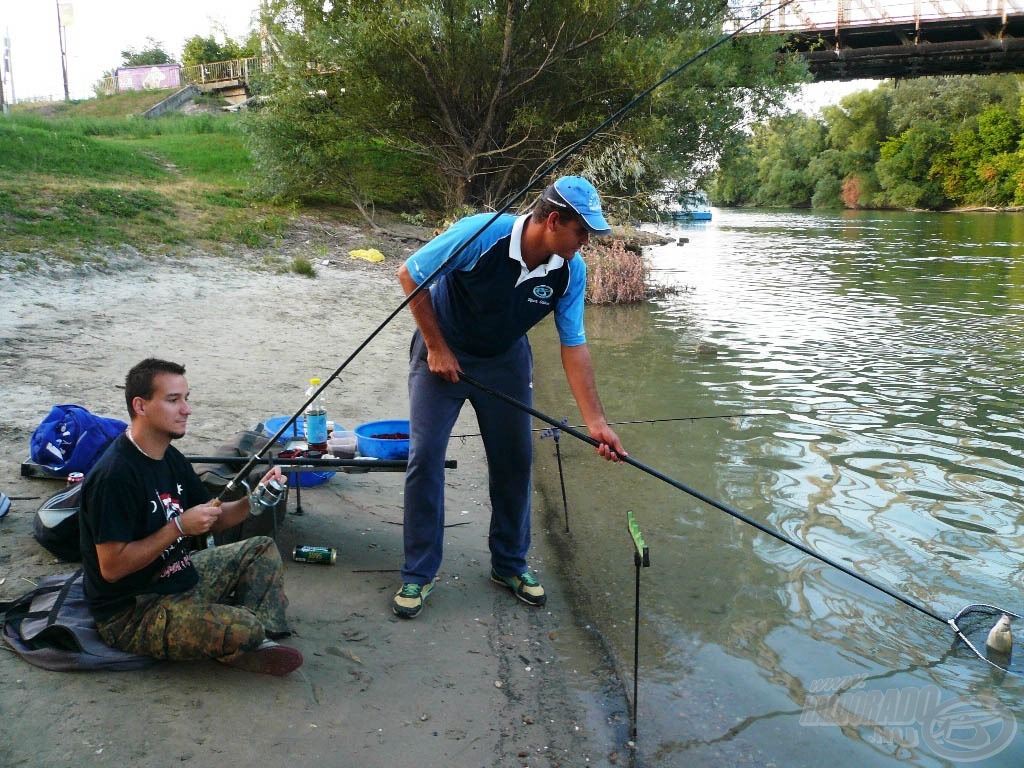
[[220, 640, 303, 676]]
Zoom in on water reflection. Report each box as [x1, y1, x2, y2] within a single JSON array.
[[531, 208, 1024, 766]]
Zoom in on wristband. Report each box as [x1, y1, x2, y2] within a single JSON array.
[[173, 516, 185, 535]]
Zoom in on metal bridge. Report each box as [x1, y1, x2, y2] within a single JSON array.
[[731, 0, 1024, 80]]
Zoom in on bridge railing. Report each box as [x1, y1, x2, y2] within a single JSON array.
[[728, 0, 1024, 33], [180, 57, 267, 86]]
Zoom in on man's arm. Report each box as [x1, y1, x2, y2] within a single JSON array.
[[94, 493, 232, 583], [560, 343, 626, 462], [398, 263, 461, 382], [97, 464, 286, 582]]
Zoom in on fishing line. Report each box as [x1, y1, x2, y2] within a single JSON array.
[[457, 372, 1023, 672], [217, 0, 800, 498]]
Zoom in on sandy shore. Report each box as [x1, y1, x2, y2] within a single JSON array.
[[0, 223, 628, 767]]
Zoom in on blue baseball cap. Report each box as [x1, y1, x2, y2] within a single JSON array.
[[541, 176, 612, 235]]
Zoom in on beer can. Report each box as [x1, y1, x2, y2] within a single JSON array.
[[67, 472, 85, 486], [293, 544, 337, 565]]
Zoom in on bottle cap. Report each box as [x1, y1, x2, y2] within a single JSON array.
[[310, 377, 321, 386]]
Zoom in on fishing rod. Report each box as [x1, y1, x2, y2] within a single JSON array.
[[457, 372, 1023, 672], [450, 410, 782, 439], [215, 0, 800, 501], [187, 455, 456, 470]]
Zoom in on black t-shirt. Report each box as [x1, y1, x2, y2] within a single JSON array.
[[79, 433, 211, 621]]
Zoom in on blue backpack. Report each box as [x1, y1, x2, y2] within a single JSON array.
[[29, 404, 127, 477]]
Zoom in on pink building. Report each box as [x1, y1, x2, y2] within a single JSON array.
[[115, 64, 181, 92]]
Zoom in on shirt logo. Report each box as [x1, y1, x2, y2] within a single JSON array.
[[533, 285, 554, 300]]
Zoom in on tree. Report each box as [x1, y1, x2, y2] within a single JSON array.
[[934, 125, 985, 205], [976, 105, 1019, 155], [712, 75, 1024, 211], [886, 75, 1022, 135], [250, 0, 806, 214], [182, 32, 262, 67], [120, 37, 173, 67], [876, 121, 949, 209], [807, 148, 846, 208], [711, 142, 759, 206], [181, 36, 224, 67], [752, 113, 827, 207], [819, 88, 890, 207]]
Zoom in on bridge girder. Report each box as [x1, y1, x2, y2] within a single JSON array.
[[785, 12, 1024, 80]]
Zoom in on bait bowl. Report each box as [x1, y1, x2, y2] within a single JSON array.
[[354, 419, 410, 460]]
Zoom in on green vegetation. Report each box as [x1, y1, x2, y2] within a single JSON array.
[[0, 95, 293, 257], [251, 0, 807, 218], [121, 37, 175, 67], [290, 256, 316, 277], [12, 90, 171, 119], [181, 32, 261, 67], [0, 120, 167, 181], [712, 74, 1024, 210]]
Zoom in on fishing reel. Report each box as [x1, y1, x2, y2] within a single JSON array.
[[244, 477, 287, 517]]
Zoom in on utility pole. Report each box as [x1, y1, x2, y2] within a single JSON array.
[[1, 29, 11, 115], [56, 1, 72, 101], [5, 30, 13, 105]]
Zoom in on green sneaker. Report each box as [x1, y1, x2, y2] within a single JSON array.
[[490, 569, 547, 607], [392, 581, 434, 619]]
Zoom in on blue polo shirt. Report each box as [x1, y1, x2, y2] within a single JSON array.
[[404, 213, 587, 357]]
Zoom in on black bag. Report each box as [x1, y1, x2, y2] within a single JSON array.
[[33, 482, 84, 561], [0, 571, 155, 672]]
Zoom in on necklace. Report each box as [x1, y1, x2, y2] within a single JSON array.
[[125, 427, 157, 460]]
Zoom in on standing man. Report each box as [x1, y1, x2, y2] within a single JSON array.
[[394, 176, 627, 619], [79, 358, 302, 676]]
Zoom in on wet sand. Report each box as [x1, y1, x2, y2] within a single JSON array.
[[0, 232, 628, 767]]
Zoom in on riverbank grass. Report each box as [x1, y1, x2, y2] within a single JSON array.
[[0, 104, 289, 260]]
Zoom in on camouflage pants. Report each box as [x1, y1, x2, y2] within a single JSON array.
[[96, 536, 290, 662]]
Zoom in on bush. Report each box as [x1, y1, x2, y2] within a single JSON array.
[[584, 239, 648, 305]]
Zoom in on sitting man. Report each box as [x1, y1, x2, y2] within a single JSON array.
[[79, 357, 302, 676]]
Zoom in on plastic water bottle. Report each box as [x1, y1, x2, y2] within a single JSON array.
[[305, 377, 328, 452]]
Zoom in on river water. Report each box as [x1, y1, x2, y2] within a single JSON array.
[[530, 209, 1024, 767]]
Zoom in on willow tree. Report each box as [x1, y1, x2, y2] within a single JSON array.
[[250, 0, 805, 217]]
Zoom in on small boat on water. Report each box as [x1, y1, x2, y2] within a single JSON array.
[[664, 191, 712, 221]]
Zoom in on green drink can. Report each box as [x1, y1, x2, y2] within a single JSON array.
[[293, 545, 337, 564]]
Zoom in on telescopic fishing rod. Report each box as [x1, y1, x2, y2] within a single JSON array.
[[216, 0, 800, 500], [457, 372, 1024, 672], [451, 410, 783, 439]]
